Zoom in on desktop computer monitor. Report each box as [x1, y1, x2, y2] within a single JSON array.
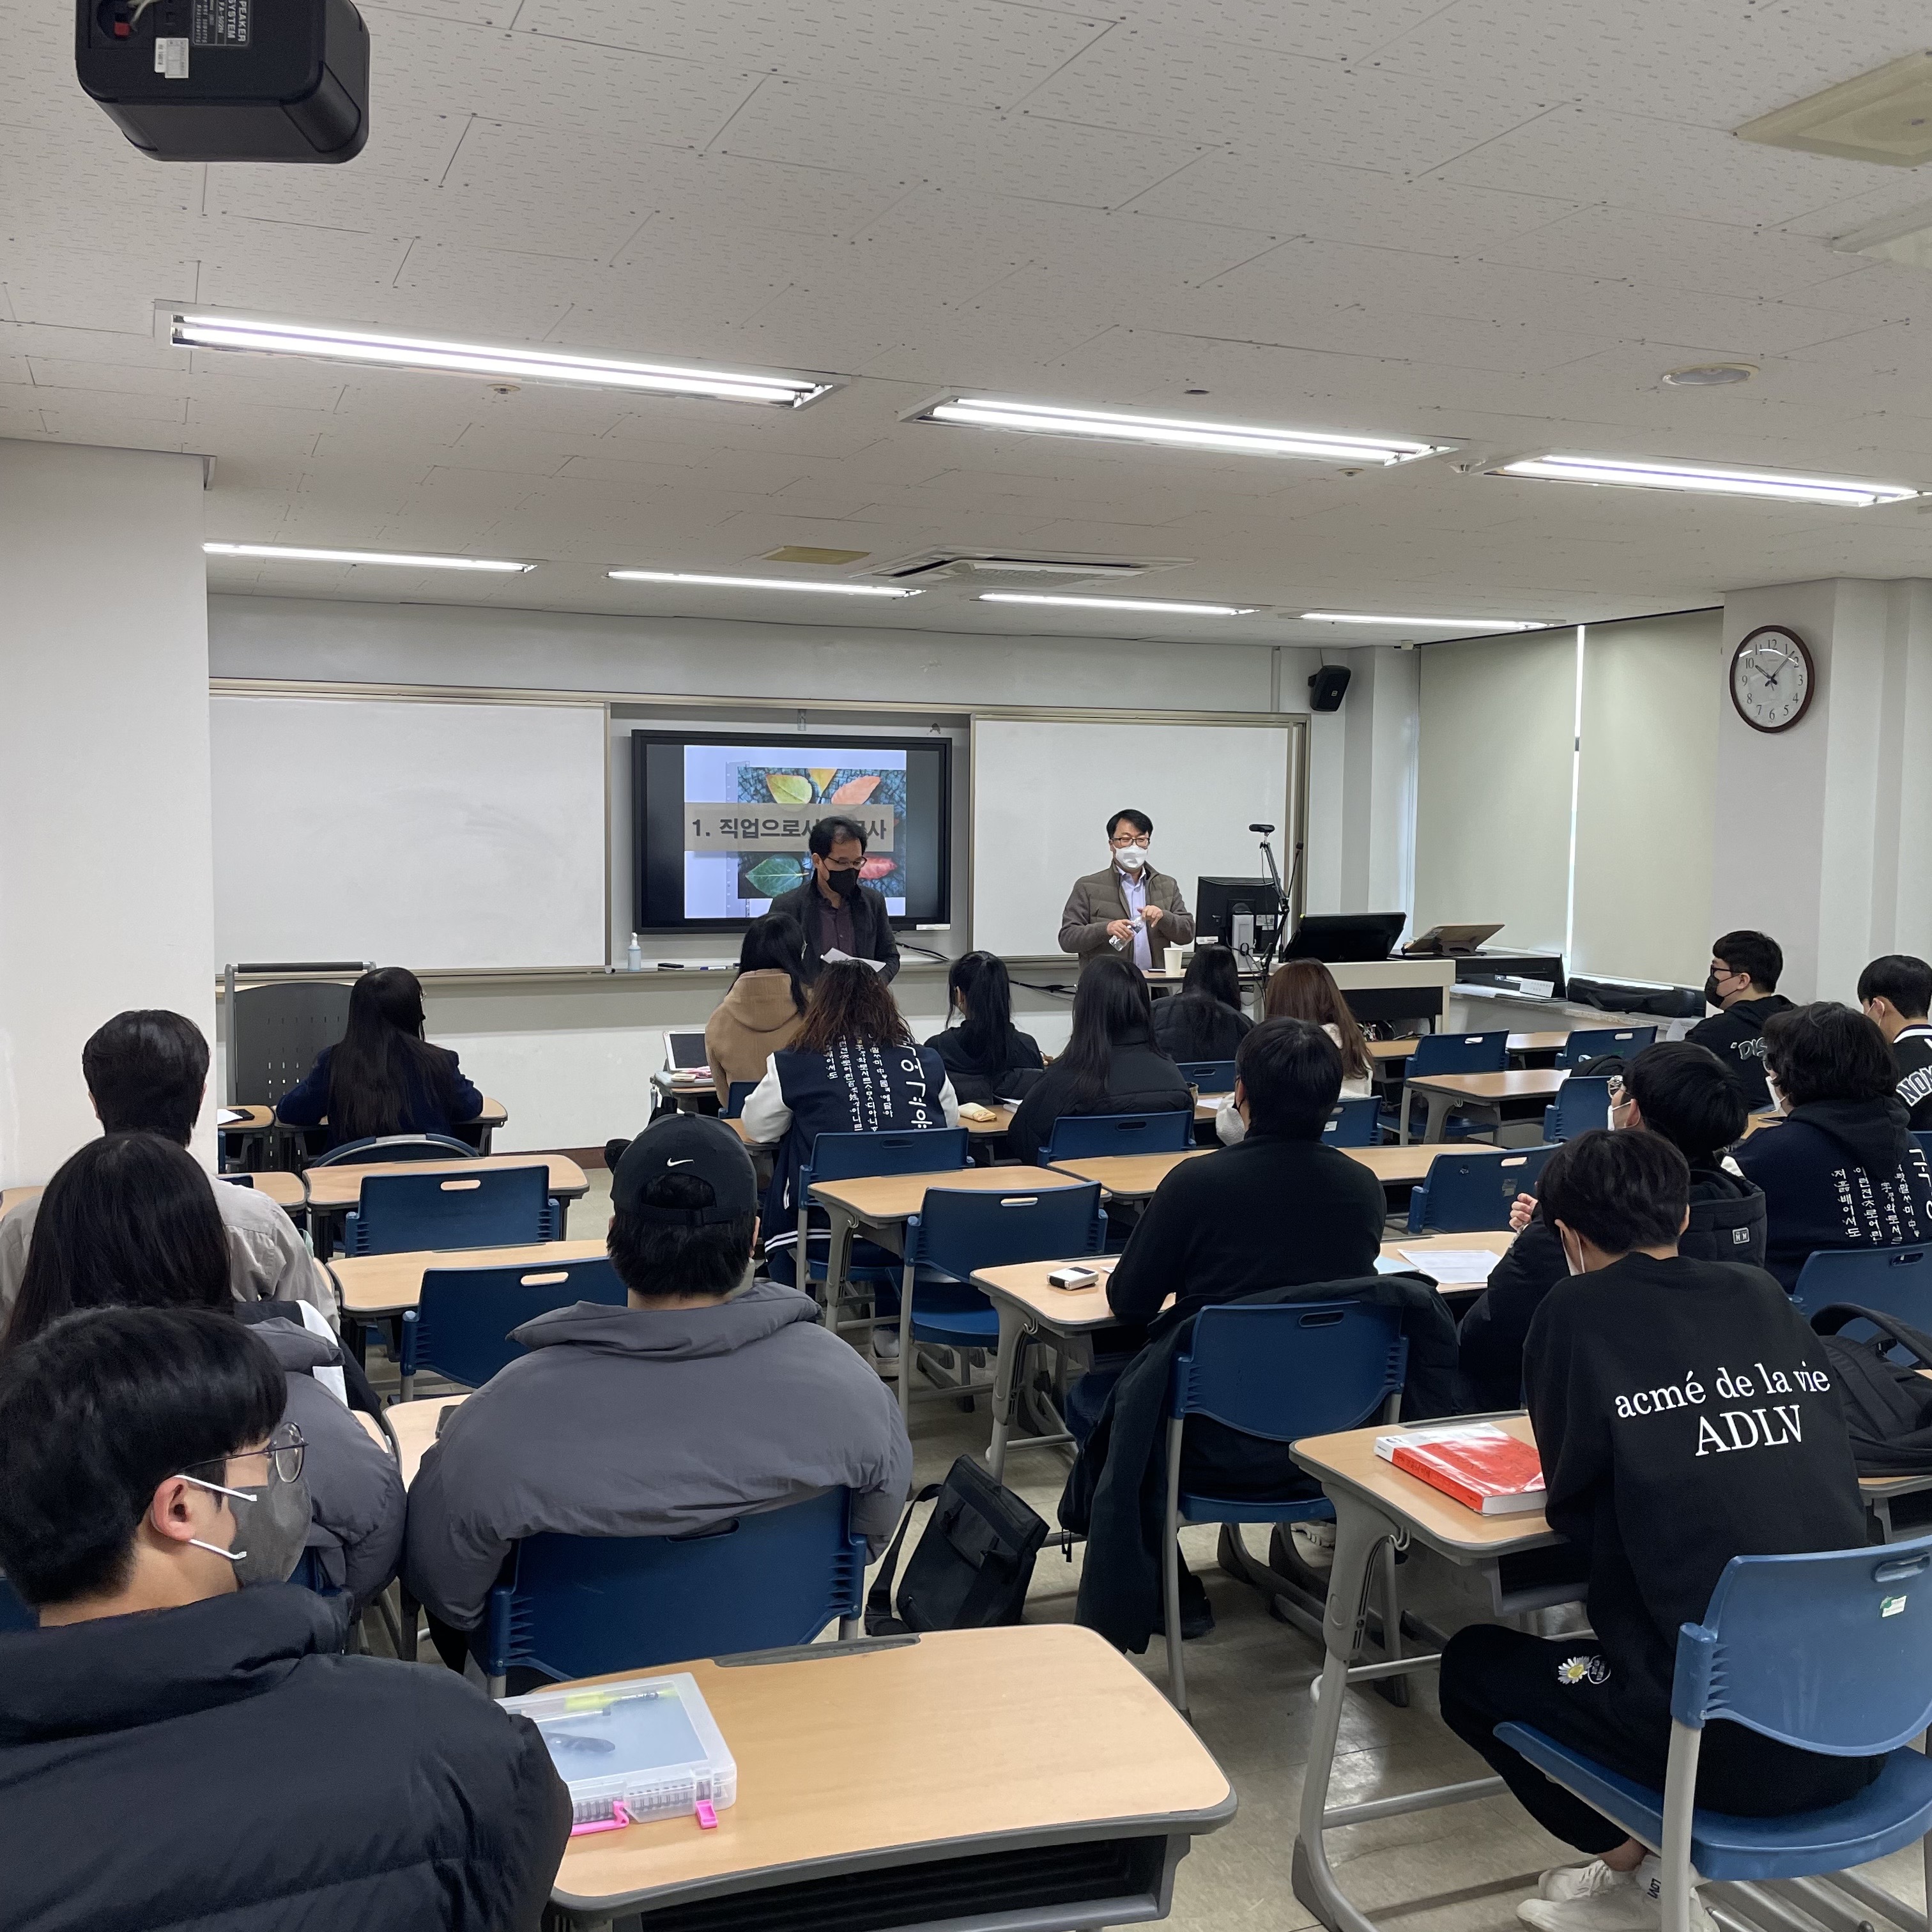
[[1281, 912, 1409, 963], [1195, 877, 1281, 957]]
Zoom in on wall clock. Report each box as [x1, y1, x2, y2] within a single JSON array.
[[1729, 625, 1814, 733]]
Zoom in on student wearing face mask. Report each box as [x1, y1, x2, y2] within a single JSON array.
[[765, 813, 902, 985], [1683, 929, 1794, 1111], [1732, 1001, 1932, 1292], [1457, 1043, 1767, 1410], [1059, 809, 1197, 977], [1438, 1131, 1876, 1932], [0, 1306, 571, 1932], [1, 1133, 404, 1610]]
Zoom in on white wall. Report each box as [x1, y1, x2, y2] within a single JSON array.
[[1714, 578, 1932, 1004], [208, 596, 1399, 1146], [0, 441, 215, 1186]]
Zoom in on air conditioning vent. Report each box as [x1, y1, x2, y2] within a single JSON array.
[[867, 549, 1188, 586]]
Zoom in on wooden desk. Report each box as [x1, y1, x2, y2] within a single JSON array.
[[808, 1164, 1082, 1229], [1289, 1414, 1562, 1932], [730, 1105, 1015, 1151], [1048, 1149, 1208, 1204], [548, 1625, 1235, 1929], [386, 1393, 467, 1489], [1378, 1227, 1514, 1302], [1344, 1143, 1451, 1188], [1370, 1031, 1567, 1062], [971, 1257, 1123, 1482], [218, 1104, 277, 1131], [239, 1170, 307, 1211], [303, 1153, 589, 1254], [328, 1237, 608, 1317], [1401, 1068, 1567, 1144]]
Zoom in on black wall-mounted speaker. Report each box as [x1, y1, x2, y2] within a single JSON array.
[[1308, 665, 1353, 712]]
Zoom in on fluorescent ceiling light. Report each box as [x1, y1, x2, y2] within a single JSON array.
[[980, 593, 1259, 617], [172, 310, 836, 407], [1303, 611, 1540, 631], [912, 396, 1451, 466], [1736, 51, 1932, 167], [608, 570, 917, 598], [1491, 455, 1917, 509], [204, 542, 532, 572]]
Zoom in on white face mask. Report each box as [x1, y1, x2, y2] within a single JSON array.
[[1114, 843, 1148, 872], [1765, 1071, 1788, 1116]]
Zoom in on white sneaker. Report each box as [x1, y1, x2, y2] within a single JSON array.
[[1518, 1857, 1713, 1932], [873, 1326, 901, 1363]]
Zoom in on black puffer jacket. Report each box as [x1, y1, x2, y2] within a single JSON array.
[[0, 1587, 571, 1930], [1458, 1164, 1767, 1409], [1009, 1029, 1192, 1165]]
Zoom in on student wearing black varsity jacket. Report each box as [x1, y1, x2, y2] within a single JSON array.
[[1859, 954, 1932, 1131], [1439, 1131, 1878, 1932]]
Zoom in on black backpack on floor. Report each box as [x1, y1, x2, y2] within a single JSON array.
[[1811, 1304, 1932, 1475], [864, 1456, 1048, 1636]]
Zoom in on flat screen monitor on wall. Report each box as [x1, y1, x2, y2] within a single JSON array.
[[633, 732, 952, 933]]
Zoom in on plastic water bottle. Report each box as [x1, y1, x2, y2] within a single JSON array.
[[627, 933, 644, 972]]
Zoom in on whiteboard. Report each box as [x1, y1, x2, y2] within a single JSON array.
[[971, 717, 1295, 958], [211, 694, 608, 970]]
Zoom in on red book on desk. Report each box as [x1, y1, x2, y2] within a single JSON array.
[[1386, 1426, 1545, 1516]]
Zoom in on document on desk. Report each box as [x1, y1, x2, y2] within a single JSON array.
[[1396, 1248, 1498, 1285], [822, 949, 888, 973], [217, 1108, 248, 1125]]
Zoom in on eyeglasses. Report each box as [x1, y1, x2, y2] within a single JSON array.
[[187, 1423, 307, 1487], [1109, 832, 1148, 847]]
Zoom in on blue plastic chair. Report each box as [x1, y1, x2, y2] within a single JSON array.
[[724, 1081, 758, 1119], [476, 1487, 866, 1695], [343, 1164, 560, 1256], [399, 1254, 627, 1399], [1556, 1025, 1655, 1069], [1544, 1075, 1612, 1142], [1323, 1097, 1383, 1147], [1792, 1244, 1932, 1321], [0, 1575, 34, 1630], [1409, 1144, 1556, 1234], [790, 1127, 969, 1314], [1176, 1059, 1239, 1094], [893, 1181, 1108, 1416], [1388, 1032, 1511, 1139], [312, 1133, 476, 1167], [1042, 1110, 1193, 1162], [1496, 1535, 1932, 1932], [1162, 1300, 1409, 1716]]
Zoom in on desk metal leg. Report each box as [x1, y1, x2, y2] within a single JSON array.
[[986, 1305, 1025, 1484], [1421, 1092, 1453, 1143], [1292, 1487, 1503, 1932], [1399, 1081, 1413, 1146]]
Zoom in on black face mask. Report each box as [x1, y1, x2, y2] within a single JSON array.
[[1703, 973, 1725, 1008], [827, 866, 862, 899]]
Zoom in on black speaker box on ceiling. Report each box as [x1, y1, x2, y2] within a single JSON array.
[[1308, 665, 1353, 712], [76, 0, 369, 162]]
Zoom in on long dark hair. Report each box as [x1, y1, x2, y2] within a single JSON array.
[[1181, 946, 1243, 1011], [792, 960, 911, 1055], [1057, 957, 1156, 1109], [949, 951, 1015, 1066], [737, 913, 808, 1016], [328, 967, 461, 1142], [6, 1133, 230, 1351], [1264, 958, 1371, 1082]]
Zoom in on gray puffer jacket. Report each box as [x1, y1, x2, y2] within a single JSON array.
[[404, 1280, 913, 1630]]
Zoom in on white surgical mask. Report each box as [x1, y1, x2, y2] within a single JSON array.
[[1765, 1071, 1788, 1116], [1114, 843, 1148, 872]]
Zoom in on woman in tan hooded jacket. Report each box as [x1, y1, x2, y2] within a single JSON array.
[[706, 913, 809, 1103]]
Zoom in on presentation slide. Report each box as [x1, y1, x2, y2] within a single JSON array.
[[633, 732, 950, 932]]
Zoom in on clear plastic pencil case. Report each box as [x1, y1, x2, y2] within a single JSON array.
[[504, 1671, 737, 1827]]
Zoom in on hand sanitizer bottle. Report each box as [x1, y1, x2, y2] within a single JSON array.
[[627, 933, 644, 972]]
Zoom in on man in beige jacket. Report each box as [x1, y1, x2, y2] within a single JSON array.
[[1058, 809, 1197, 976]]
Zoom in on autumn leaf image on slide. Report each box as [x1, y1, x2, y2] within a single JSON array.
[[730, 763, 907, 901]]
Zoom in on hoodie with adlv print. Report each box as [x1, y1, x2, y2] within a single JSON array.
[[1524, 1252, 1869, 1718], [402, 1280, 912, 1631], [1733, 1096, 1932, 1292]]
